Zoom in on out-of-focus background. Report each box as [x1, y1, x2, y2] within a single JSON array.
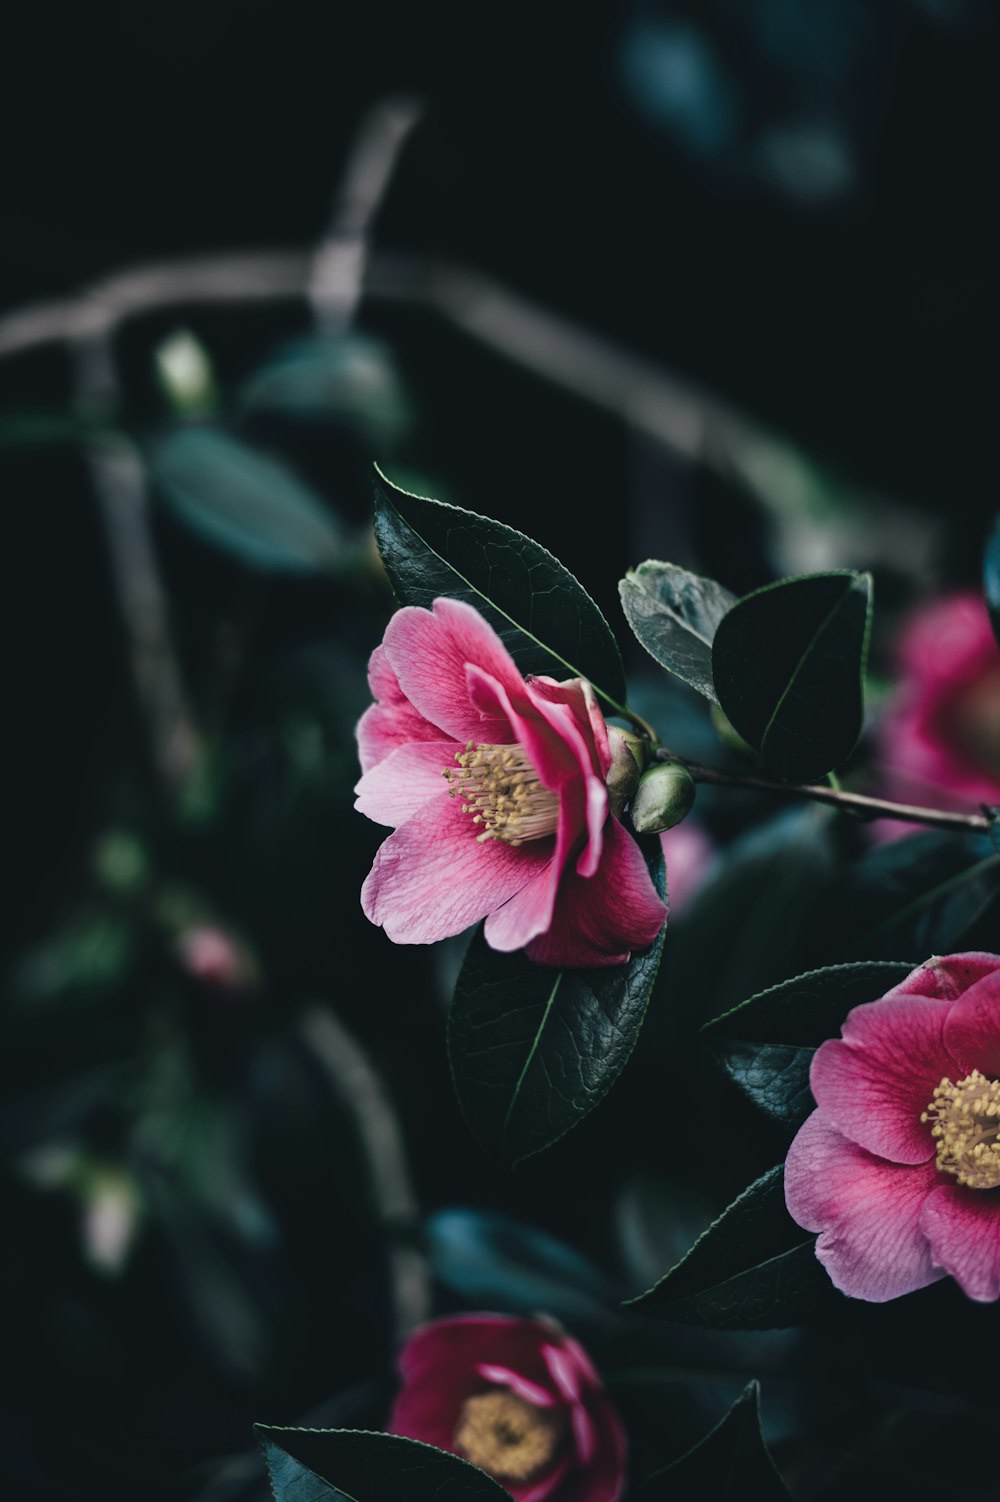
[[0, 4, 994, 1499]]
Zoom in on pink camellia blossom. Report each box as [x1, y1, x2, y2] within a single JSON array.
[[389, 1314, 627, 1502], [355, 598, 666, 967], [785, 952, 1000, 1303], [876, 592, 1000, 819]]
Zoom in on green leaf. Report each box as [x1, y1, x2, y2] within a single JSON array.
[[150, 426, 351, 574], [634, 1383, 790, 1499], [448, 845, 666, 1166], [702, 961, 916, 1126], [711, 571, 872, 781], [373, 468, 628, 713], [625, 1166, 837, 1328], [615, 564, 732, 702], [845, 842, 1000, 960], [619, 561, 736, 702], [256, 1426, 511, 1501]]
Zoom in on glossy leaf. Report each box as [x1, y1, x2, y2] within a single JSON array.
[[703, 961, 915, 1125], [712, 571, 872, 781], [448, 844, 666, 1166], [634, 1383, 790, 1499], [373, 469, 628, 712], [618, 560, 736, 702], [150, 426, 351, 574], [626, 1166, 837, 1328], [257, 1426, 510, 1501]]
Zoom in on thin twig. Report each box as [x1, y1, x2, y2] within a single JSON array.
[[664, 750, 996, 834]]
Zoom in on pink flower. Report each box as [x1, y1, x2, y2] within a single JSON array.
[[785, 952, 1000, 1302], [355, 598, 666, 967], [389, 1314, 627, 1502], [876, 592, 1000, 818], [658, 821, 714, 916]]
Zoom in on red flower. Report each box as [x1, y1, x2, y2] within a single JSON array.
[[389, 1314, 627, 1502], [355, 598, 665, 967]]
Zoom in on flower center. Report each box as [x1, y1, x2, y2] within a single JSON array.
[[443, 741, 559, 846], [922, 1069, 1000, 1188], [453, 1390, 565, 1484]]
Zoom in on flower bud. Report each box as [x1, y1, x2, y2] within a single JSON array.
[[630, 760, 696, 833], [605, 727, 648, 818]]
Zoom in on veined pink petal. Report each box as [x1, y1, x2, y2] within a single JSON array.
[[361, 794, 549, 944], [887, 953, 1000, 1003], [942, 967, 1000, 1077], [354, 741, 458, 828], [384, 598, 527, 745], [527, 676, 613, 779], [525, 818, 665, 969], [809, 994, 957, 1164], [357, 645, 448, 774], [483, 858, 560, 953], [785, 1112, 943, 1302], [920, 1184, 1000, 1302]]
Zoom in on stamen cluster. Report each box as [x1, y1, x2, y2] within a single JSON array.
[[454, 1390, 565, 1485], [922, 1068, 1000, 1189], [444, 740, 560, 845]]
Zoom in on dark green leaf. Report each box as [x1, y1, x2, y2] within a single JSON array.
[[712, 571, 872, 781], [150, 426, 351, 574], [824, 834, 1000, 961], [626, 1166, 837, 1328], [984, 520, 1000, 650], [618, 561, 736, 702], [703, 961, 915, 1125], [257, 1426, 511, 1501], [373, 468, 628, 713], [634, 1383, 790, 1499], [448, 845, 666, 1166], [426, 1208, 616, 1327]]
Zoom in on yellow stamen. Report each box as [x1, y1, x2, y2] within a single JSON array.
[[922, 1069, 1000, 1189], [443, 741, 559, 846], [453, 1390, 565, 1485]]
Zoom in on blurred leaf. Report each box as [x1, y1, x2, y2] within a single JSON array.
[[426, 1207, 616, 1327], [150, 426, 352, 574], [626, 1166, 836, 1329], [712, 572, 872, 781], [619, 561, 736, 702], [829, 835, 1000, 960], [0, 407, 106, 451], [634, 1382, 790, 1499], [703, 961, 915, 1126], [242, 334, 412, 445], [257, 1427, 510, 1501], [984, 517, 1000, 649], [448, 845, 665, 1166], [373, 468, 628, 713]]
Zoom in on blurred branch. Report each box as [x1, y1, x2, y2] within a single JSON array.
[[298, 1006, 430, 1340]]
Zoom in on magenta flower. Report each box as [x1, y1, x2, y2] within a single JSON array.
[[355, 598, 666, 967], [785, 952, 1000, 1302], [876, 592, 1000, 818], [389, 1314, 627, 1502]]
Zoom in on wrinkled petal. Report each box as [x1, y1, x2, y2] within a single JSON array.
[[354, 740, 458, 827], [484, 858, 560, 953], [357, 645, 448, 773], [942, 967, 1000, 1077], [890, 953, 1000, 1003], [525, 818, 665, 969], [920, 1183, 1000, 1302], [362, 795, 550, 944], [809, 993, 958, 1164], [785, 1111, 943, 1302], [384, 598, 526, 745]]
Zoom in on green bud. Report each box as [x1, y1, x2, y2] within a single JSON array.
[[630, 760, 696, 834], [605, 727, 648, 819], [154, 328, 218, 414]]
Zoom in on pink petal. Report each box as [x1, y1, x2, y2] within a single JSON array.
[[483, 858, 560, 953], [384, 599, 527, 746], [361, 793, 550, 945], [566, 1390, 628, 1502], [784, 1111, 943, 1302], [541, 1343, 583, 1404], [525, 818, 666, 969], [357, 645, 448, 774], [942, 967, 1000, 1076], [527, 676, 612, 779], [354, 740, 459, 828], [890, 953, 1000, 1003], [476, 1364, 555, 1408], [920, 1183, 1000, 1302], [809, 993, 958, 1164]]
